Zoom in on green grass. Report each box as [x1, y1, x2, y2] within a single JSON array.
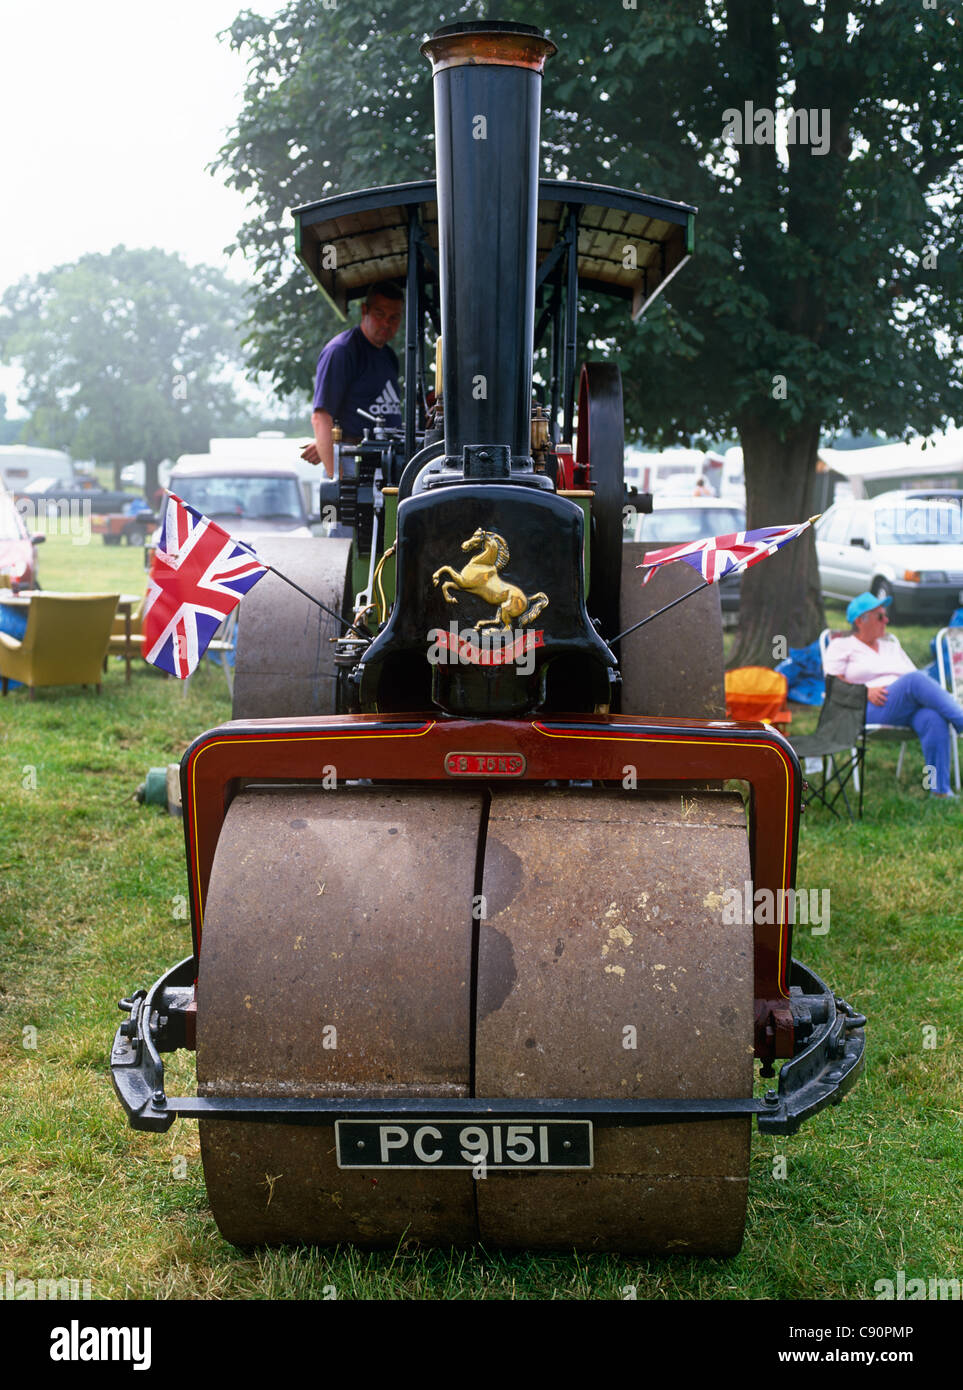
[[1, 537, 960, 1299], [32, 518, 148, 595]]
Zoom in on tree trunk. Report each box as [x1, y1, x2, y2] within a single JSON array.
[[144, 459, 162, 507], [727, 417, 826, 669], [112, 461, 124, 490]]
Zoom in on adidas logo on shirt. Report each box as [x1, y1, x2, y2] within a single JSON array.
[[369, 381, 401, 416]]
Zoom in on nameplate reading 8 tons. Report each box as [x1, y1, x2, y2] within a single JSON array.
[[335, 1120, 593, 1170]]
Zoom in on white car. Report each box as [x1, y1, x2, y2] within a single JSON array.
[[815, 491, 963, 619]]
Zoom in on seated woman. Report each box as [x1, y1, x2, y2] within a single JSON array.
[[823, 591, 963, 798]]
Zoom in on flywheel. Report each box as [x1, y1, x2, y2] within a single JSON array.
[[575, 362, 624, 644], [196, 783, 753, 1252]]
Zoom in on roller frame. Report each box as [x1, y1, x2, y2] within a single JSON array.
[[176, 713, 804, 1051]]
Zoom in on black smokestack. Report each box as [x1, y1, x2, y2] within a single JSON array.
[[421, 21, 556, 476]]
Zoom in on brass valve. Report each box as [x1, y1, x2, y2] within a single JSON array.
[[531, 404, 550, 455]]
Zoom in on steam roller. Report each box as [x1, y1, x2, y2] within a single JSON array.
[[111, 20, 865, 1254]]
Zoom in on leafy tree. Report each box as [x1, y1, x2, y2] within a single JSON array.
[[217, 0, 963, 658], [0, 248, 254, 496], [0, 394, 25, 445]]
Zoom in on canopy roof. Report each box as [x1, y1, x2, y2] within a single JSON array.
[[293, 179, 695, 322], [819, 434, 963, 482]]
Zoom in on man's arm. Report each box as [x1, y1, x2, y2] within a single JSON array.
[[301, 409, 335, 478]]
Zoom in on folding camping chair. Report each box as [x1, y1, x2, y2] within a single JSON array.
[[789, 675, 867, 820], [936, 625, 963, 793]]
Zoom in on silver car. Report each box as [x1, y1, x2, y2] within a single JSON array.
[[815, 491, 963, 619]]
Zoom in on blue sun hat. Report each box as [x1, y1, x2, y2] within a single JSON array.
[[846, 591, 892, 624]]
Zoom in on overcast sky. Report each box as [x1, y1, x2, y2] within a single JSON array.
[[0, 0, 284, 411]]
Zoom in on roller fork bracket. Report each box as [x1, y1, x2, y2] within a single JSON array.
[[111, 961, 864, 1138]]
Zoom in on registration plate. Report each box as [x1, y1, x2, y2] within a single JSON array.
[[335, 1119, 593, 1171]]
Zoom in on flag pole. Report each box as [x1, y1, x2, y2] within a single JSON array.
[[162, 491, 371, 641], [608, 580, 709, 647], [257, 561, 371, 641]]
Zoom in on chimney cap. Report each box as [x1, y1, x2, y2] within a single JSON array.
[[422, 21, 556, 74]]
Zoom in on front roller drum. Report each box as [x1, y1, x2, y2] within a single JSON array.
[[476, 789, 752, 1252], [197, 787, 482, 1245], [196, 785, 753, 1252]]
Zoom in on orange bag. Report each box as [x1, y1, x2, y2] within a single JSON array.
[[725, 667, 791, 726]]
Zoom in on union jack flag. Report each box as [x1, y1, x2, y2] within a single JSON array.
[[141, 493, 268, 677], [638, 520, 813, 586]]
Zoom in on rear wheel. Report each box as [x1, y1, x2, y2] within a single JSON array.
[[572, 360, 726, 718], [231, 537, 351, 719], [618, 544, 726, 717], [871, 577, 895, 619]]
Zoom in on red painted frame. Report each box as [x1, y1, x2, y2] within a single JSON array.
[[180, 713, 801, 1059]]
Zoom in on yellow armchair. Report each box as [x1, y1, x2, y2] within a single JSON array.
[[0, 593, 120, 698]]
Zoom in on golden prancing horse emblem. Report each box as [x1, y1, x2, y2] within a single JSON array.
[[432, 529, 549, 630]]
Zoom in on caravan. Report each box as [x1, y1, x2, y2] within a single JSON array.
[[208, 435, 323, 514], [624, 446, 730, 499], [0, 446, 72, 493]]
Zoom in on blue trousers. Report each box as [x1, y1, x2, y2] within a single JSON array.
[[867, 671, 963, 795]]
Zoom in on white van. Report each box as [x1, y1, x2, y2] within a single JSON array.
[[165, 459, 314, 543], [624, 447, 726, 498], [719, 447, 746, 505], [0, 445, 72, 491], [208, 436, 322, 514], [120, 460, 174, 491]]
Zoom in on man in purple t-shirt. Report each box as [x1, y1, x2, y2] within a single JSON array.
[[301, 282, 404, 478]]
